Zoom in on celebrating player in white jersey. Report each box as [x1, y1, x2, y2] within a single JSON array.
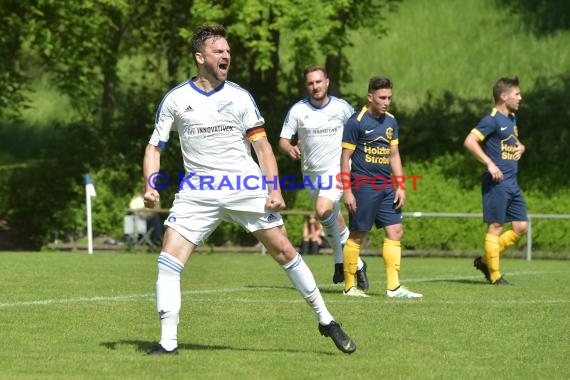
[[143, 26, 355, 355], [279, 65, 369, 291]]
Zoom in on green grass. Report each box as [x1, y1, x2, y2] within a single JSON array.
[[1, 252, 569, 379], [345, 0, 570, 110]]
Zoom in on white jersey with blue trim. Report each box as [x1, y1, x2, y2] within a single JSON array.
[[281, 96, 354, 175], [149, 80, 267, 195]]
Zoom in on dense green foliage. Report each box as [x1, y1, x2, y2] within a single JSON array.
[[0, 0, 569, 252], [1, 252, 569, 379], [282, 154, 570, 255]]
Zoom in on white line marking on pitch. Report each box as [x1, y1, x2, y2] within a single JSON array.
[[0, 287, 256, 308], [0, 271, 566, 308]]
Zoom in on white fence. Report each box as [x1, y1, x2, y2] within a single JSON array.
[[124, 209, 569, 259], [280, 210, 570, 261]]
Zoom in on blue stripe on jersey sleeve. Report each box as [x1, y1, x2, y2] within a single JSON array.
[[157, 141, 167, 149]]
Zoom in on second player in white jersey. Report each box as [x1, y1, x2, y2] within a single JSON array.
[[279, 65, 368, 291], [281, 96, 354, 175]]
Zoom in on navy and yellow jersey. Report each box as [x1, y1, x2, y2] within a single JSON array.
[[471, 107, 520, 181], [342, 106, 399, 179]]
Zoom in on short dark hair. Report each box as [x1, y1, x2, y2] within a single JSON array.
[[493, 77, 519, 102], [368, 76, 393, 93], [304, 64, 328, 80], [191, 25, 227, 55]]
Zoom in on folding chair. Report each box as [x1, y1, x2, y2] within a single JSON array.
[[124, 213, 155, 250]]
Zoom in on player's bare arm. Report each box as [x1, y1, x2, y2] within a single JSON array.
[[252, 136, 286, 211], [143, 144, 161, 208], [464, 132, 503, 182], [340, 147, 357, 213], [389, 144, 406, 209], [278, 137, 301, 160]]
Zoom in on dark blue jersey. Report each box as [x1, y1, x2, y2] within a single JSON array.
[[471, 108, 520, 181], [342, 106, 399, 179]]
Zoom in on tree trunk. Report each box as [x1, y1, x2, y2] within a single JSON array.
[[325, 53, 342, 96], [99, 8, 124, 160]]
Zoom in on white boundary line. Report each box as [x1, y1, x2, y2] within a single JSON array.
[[1, 271, 567, 308], [0, 287, 254, 308]]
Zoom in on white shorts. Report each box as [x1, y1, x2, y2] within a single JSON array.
[[305, 169, 343, 206], [164, 191, 283, 245]]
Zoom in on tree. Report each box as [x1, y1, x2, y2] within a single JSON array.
[[0, 0, 34, 117], [1, 0, 399, 247], [273, 0, 398, 96]]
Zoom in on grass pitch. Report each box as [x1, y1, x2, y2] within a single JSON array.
[[0, 252, 568, 379]]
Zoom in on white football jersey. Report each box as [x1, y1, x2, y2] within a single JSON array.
[[281, 96, 354, 175], [149, 80, 267, 195]]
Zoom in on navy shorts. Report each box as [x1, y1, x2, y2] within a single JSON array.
[[349, 186, 402, 231], [482, 175, 528, 224]]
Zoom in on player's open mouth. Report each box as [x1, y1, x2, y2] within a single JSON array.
[[219, 64, 228, 71]]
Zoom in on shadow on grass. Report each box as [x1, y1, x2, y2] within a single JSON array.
[[244, 284, 355, 297], [100, 339, 336, 356], [421, 278, 487, 285], [246, 284, 385, 296]]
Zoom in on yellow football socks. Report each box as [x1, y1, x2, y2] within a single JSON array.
[[499, 230, 521, 254], [383, 238, 401, 291], [484, 233, 501, 283], [343, 239, 360, 291]]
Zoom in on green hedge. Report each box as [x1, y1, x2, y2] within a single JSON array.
[[276, 153, 570, 255], [364, 155, 570, 255]]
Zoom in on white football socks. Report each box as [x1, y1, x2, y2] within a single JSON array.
[[282, 253, 334, 325], [340, 225, 350, 245], [156, 252, 184, 351], [321, 210, 343, 265]]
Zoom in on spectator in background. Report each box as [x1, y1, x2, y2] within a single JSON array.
[[301, 213, 326, 255], [129, 191, 163, 246]]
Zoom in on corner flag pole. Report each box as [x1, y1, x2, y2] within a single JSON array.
[[85, 174, 97, 254]]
